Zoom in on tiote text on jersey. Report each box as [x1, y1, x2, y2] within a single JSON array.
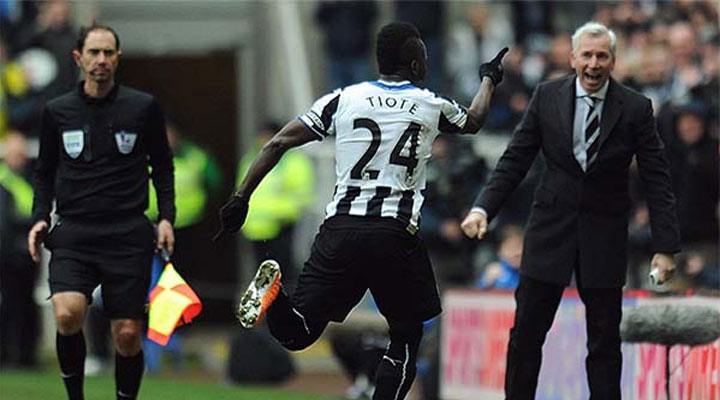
[[299, 80, 468, 230]]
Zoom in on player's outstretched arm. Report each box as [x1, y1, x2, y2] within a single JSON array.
[[213, 119, 317, 241], [463, 47, 509, 134], [235, 119, 317, 199]]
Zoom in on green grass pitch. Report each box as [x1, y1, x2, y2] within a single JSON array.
[[0, 369, 325, 400]]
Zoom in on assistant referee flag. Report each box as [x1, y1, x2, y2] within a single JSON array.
[[147, 252, 202, 346]]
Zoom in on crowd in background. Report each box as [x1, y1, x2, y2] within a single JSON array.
[[1, 0, 76, 140], [0, 1, 717, 398], [2, 0, 718, 292]]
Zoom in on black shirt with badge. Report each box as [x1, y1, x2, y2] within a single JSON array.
[[33, 82, 175, 225]]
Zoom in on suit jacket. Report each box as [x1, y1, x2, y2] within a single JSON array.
[[475, 76, 680, 288]]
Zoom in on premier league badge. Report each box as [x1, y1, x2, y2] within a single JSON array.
[[62, 130, 84, 159], [115, 131, 138, 154]]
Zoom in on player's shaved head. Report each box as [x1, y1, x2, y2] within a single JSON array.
[[376, 22, 424, 76]]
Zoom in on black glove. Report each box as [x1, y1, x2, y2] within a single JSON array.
[[212, 194, 249, 242], [478, 47, 509, 85]]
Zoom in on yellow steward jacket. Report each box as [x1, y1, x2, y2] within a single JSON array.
[[237, 147, 314, 241]]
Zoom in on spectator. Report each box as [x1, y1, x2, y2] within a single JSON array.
[[667, 22, 704, 105], [145, 120, 222, 373], [476, 225, 523, 290], [0, 1, 39, 50], [12, 0, 76, 97], [9, 0, 76, 137], [147, 120, 222, 273], [510, 1, 553, 50], [483, 47, 531, 131], [543, 33, 573, 80], [0, 131, 39, 369], [666, 104, 719, 290], [0, 37, 30, 139], [626, 45, 674, 112], [691, 38, 719, 134], [446, 3, 514, 105], [679, 251, 719, 290], [394, 1, 445, 92], [421, 134, 487, 289], [315, 0, 378, 90]]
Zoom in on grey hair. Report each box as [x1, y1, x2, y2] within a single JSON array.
[[572, 22, 617, 55]]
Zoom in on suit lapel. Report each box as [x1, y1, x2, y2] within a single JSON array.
[[556, 77, 574, 149], [556, 76, 584, 175]]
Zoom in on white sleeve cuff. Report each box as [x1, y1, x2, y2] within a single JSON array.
[[470, 207, 487, 217]]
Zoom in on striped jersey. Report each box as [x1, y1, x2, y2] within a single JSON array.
[[299, 79, 468, 230]]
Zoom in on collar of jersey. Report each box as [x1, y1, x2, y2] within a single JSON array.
[[370, 80, 416, 91], [77, 81, 120, 105]]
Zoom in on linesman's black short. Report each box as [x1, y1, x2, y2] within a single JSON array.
[[45, 215, 155, 319], [292, 215, 442, 324]]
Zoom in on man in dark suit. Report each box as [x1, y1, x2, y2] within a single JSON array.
[[461, 22, 680, 399]]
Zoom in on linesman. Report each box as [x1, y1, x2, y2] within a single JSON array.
[[28, 24, 175, 400]]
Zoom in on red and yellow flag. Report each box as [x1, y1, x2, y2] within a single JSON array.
[[147, 261, 202, 346]]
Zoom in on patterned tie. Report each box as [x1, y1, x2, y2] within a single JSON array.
[[584, 96, 601, 164]]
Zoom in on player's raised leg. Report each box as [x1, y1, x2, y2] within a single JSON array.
[[236, 260, 282, 328], [238, 259, 329, 351]]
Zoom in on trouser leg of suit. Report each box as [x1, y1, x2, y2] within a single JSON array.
[[578, 286, 622, 400], [504, 276, 564, 400]]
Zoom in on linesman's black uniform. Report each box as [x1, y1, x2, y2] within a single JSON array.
[[33, 82, 175, 318]]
